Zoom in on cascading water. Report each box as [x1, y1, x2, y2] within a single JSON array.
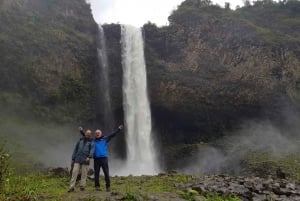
[[97, 25, 113, 130], [121, 25, 158, 175]]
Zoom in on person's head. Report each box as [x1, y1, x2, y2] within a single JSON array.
[[84, 129, 92, 138], [95, 129, 102, 138]]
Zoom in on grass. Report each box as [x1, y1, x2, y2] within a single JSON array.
[[0, 172, 242, 201], [0, 174, 68, 201]]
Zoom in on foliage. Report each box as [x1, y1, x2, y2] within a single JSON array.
[[0, 143, 10, 192], [0, 172, 244, 201], [123, 192, 139, 201], [178, 189, 199, 201], [167, 0, 300, 49], [0, 0, 98, 124], [0, 173, 68, 201]]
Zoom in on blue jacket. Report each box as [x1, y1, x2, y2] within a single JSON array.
[[72, 137, 94, 164], [80, 129, 121, 158]]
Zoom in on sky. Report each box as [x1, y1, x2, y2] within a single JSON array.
[[86, 0, 244, 27]]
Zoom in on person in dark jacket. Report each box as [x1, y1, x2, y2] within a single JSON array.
[[68, 129, 94, 192], [80, 125, 123, 192]]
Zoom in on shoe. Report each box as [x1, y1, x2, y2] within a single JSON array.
[[68, 188, 74, 193], [95, 187, 102, 191], [80, 187, 85, 191], [106, 187, 111, 192]]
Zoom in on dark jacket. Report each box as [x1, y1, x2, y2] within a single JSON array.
[[72, 137, 94, 164]]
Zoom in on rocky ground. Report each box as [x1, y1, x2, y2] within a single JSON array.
[[46, 168, 300, 201], [187, 175, 300, 201]]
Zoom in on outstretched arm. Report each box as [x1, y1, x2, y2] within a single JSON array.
[[79, 127, 85, 136], [105, 125, 124, 142]]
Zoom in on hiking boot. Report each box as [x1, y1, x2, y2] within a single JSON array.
[[67, 188, 74, 193], [95, 186, 102, 191], [106, 187, 111, 192], [80, 187, 85, 191]]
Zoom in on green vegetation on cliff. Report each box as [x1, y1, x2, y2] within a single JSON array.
[[141, 0, 300, 147], [168, 0, 300, 49], [0, 0, 98, 123]]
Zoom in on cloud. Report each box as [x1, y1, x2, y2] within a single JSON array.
[[182, 120, 299, 174], [88, 0, 185, 27], [88, 0, 245, 27]]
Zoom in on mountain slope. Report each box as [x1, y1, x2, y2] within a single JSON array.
[[0, 0, 98, 123]]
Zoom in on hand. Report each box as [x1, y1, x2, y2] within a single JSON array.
[[85, 158, 90, 162], [78, 127, 83, 131], [118, 125, 124, 130]]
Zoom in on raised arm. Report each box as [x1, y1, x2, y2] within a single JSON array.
[[105, 125, 124, 142], [79, 127, 85, 136]]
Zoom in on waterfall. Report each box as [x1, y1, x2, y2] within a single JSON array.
[[121, 25, 158, 175], [97, 25, 113, 130]]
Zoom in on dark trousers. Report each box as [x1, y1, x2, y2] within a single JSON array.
[[94, 157, 110, 188]]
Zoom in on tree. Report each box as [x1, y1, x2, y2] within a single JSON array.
[[225, 2, 231, 9], [243, 0, 251, 7]]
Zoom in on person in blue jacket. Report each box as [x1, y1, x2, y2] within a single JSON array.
[[80, 125, 123, 192]]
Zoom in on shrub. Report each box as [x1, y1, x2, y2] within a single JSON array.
[[0, 143, 10, 192]]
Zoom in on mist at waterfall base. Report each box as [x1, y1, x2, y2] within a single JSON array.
[[181, 119, 300, 175], [0, 115, 79, 169], [1, 101, 299, 176]]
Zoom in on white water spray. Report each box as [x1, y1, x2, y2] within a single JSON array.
[[97, 25, 113, 130], [121, 25, 158, 175]]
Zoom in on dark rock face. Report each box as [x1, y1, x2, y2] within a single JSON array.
[[1, 0, 300, 171], [188, 175, 300, 201], [0, 0, 99, 123], [102, 1, 300, 169]]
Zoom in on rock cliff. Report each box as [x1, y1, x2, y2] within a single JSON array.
[[1, 0, 300, 171], [0, 0, 98, 123], [101, 0, 300, 169]]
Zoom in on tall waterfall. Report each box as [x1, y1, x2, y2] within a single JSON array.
[[121, 25, 158, 175], [97, 25, 113, 130]]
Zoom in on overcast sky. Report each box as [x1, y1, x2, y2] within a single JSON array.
[[86, 0, 244, 27]]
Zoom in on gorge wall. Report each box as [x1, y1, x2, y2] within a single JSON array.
[[0, 0, 300, 170], [101, 0, 300, 169], [0, 0, 98, 123]]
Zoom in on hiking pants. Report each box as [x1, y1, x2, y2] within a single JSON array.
[[94, 157, 110, 188], [69, 163, 89, 189]]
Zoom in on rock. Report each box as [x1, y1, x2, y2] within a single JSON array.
[[174, 182, 186, 190], [192, 185, 206, 193], [252, 193, 267, 201], [276, 168, 286, 179], [47, 167, 69, 177], [88, 168, 94, 176], [286, 183, 296, 190], [186, 174, 300, 201], [168, 170, 178, 175], [158, 172, 167, 177]]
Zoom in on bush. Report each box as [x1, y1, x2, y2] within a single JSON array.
[[0, 143, 10, 192]]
